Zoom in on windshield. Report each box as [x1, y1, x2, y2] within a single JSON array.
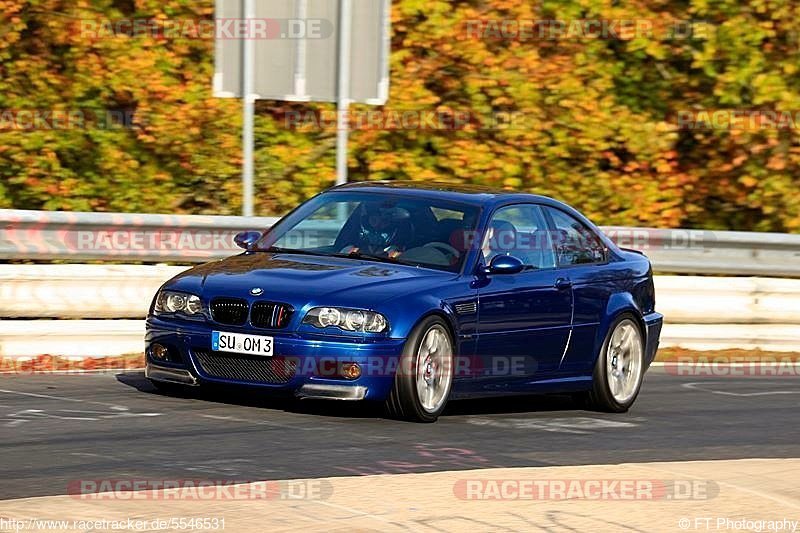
[[255, 192, 481, 273]]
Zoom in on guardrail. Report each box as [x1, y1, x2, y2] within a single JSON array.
[[3, 265, 800, 323], [602, 226, 800, 277], [0, 209, 279, 263], [2, 209, 800, 275], [1, 265, 799, 354]]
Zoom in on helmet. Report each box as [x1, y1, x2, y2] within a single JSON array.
[[358, 203, 411, 252]]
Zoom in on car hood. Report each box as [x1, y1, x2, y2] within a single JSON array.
[[165, 252, 452, 310]]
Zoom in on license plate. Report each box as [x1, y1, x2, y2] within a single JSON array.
[[212, 331, 273, 357]]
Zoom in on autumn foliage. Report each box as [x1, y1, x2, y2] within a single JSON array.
[[1, 0, 799, 232]]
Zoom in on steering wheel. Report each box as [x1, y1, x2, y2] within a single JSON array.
[[423, 242, 461, 261]]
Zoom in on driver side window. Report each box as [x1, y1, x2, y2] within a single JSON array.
[[484, 205, 556, 270]]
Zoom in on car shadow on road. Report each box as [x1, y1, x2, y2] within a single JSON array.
[[116, 371, 588, 421], [115, 371, 385, 419]]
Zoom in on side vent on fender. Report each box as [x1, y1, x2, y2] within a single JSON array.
[[454, 301, 477, 315]]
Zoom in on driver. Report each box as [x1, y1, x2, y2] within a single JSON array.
[[344, 202, 412, 256]]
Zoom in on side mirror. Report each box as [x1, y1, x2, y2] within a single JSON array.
[[234, 231, 262, 250], [484, 254, 524, 275]]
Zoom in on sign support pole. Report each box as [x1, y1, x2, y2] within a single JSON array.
[[242, 0, 256, 216], [335, 0, 353, 186]]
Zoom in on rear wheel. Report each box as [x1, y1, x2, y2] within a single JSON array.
[[586, 315, 645, 412], [385, 316, 454, 422]]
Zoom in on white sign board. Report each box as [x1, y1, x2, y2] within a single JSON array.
[[214, 0, 390, 105]]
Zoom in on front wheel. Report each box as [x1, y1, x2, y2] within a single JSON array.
[[586, 315, 645, 412], [385, 316, 454, 422]]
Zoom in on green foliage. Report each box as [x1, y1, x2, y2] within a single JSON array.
[[0, 0, 798, 231]]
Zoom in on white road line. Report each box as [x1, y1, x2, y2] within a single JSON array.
[[0, 388, 162, 427], [681, 382, 800, 397], [0, 368, 145, 376], [70, 452, 124, 461], [304, 497, 398, 525], [466, 416, 638, 433], [0, 388, 130, 410], [199, 414, 322, 431]]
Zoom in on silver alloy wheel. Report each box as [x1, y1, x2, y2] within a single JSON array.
[[606, 319, 644, 404], [415, 325, 453, 413]]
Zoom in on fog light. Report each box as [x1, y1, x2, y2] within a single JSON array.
[[340, 362, 361, 380], [151, 343, 169, 361]]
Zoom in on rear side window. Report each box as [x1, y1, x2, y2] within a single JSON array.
[[544, 207, 607, 266], [430, 206, 465, 221]]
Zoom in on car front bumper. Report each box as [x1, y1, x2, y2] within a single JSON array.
[[145, 317, 406, 401]]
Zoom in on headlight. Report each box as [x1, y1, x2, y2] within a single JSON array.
[[303, 307, 388, 333], [154, 290, 203, 316]]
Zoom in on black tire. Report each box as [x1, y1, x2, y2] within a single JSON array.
[[385, 316, 454, 423], [585, 313, 645, 413]]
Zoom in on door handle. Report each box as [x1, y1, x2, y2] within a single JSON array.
[[555, 278, 572, 290]]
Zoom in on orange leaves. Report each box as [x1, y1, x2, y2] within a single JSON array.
[[0, 0, 797, 231]]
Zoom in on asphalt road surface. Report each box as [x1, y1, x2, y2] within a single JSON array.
[[1, 369, 798, 500]]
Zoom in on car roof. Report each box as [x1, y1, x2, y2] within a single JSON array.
[[329, 180, 557, 208]]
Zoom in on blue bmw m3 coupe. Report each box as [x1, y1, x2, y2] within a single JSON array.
[[145, 182, 663, 422]]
